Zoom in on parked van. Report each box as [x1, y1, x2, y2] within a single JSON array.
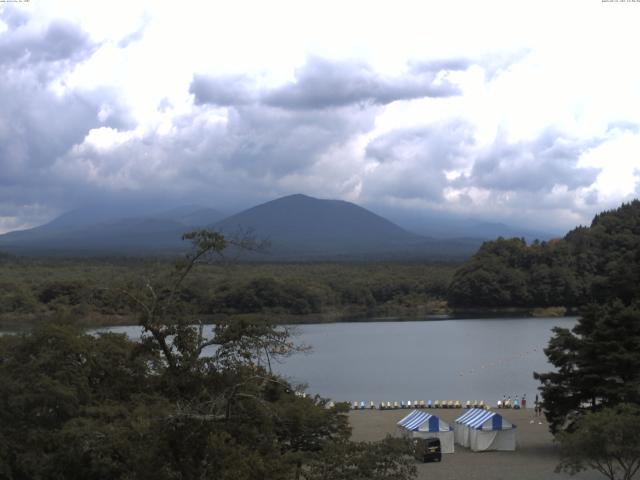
[[413, 437, 442, 463]]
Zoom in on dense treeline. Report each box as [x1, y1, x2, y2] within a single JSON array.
[[0, 258, 455, 328], [0, 231, 417, 479], [448, 200, 640, 309]]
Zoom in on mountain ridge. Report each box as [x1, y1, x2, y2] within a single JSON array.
[[0, 194, 542, 260]]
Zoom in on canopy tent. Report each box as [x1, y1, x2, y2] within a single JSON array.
[[397, 410, 455, 453], [454, 409, 516, 452]]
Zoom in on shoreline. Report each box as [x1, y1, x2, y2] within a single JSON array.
[[349, 408, 600, 480], [0, 307, 578, 331]]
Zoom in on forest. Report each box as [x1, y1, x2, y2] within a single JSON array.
[[448, 200, 640, 309], [0, 256, 454, 329]]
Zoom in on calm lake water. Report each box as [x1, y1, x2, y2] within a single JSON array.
[[98, 317, 576, 405]]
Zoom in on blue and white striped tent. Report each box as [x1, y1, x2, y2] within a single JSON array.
[[397, 410, 454, 453], [454, 409, 516, 451]]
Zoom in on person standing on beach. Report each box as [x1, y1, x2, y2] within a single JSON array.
[[522, 394, 526, 409]]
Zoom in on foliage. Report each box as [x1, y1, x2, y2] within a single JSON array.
[[556, 403, 640, 480], [534, 302, 640, 433], [448, 200, 640, 308], [0, 230, 418, 480], [302, 436, 417, 480], [0, 322, 164, 479], [0, 257, 456, 328]]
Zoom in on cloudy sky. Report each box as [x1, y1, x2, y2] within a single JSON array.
[[1, 0, 639, 234]]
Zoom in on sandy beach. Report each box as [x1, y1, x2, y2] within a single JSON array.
[[349, 408, 603, 480]]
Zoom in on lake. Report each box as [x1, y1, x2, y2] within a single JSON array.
[[98, 316, 576, 405]]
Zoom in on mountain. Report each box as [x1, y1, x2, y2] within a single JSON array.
[[460, 220, 555, 242], [0, 194, 481, 259], [0, 205, 225, 255], [371, 206, 557, 242], [215, 194, 417, 252], [213, 194, 481, 260], [150, 206, 225, 227]]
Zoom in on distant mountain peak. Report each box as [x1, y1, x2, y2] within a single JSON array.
[[213, 193, 424, 258], [264, 193, 327, 204], [0, 194, 482, 260], [281, 193, 312, 200]]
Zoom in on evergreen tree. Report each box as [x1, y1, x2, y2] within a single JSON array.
[[534, 302, 640, 433], [448, 199, 640, 309]]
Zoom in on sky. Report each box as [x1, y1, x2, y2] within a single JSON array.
[[0, 0, 639, 235]]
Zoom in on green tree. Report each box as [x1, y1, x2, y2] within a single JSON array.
[[303, 436, 416, 480], [448, 200, 640, 309], [0, 230, 418, 480], [0, 321, 163, 479], [556, 403, 640, 480], [534, 302, 640, 433]]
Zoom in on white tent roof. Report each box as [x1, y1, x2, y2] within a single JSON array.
[[398, 409, 452, 432], [455, 408, 514, 430]]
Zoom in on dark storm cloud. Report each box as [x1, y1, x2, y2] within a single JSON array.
[[0, 82, 124, 184], [46, 107, 329, 213], [0, 10, 134, 227], [362, 121, 475, 202], [188, 58, 392, 178], [184, 56, 466, 188], [366, 121, 474, 168], [360, 125, 603, 210], [460, 130, 601, 192], [261, 57, 461, 110], [190, 74, 255, 107], [220, 104, 375, 175], [190, 57, 462, 111], [57, 101, 375, 192], [0, 29, 135, 188], [0, 15, 95, 68]]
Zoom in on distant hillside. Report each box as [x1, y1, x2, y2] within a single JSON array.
[[448, 200, 640, 308], [215, 194, 418, 253], [0, 205, 225, 255], [0, 195, 481, 260], [370, 205, 557, 241], [214, 194, 481, 260], [151, 205, 225, 226]]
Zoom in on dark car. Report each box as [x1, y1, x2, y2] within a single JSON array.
[[414, 437, 442, 463]]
